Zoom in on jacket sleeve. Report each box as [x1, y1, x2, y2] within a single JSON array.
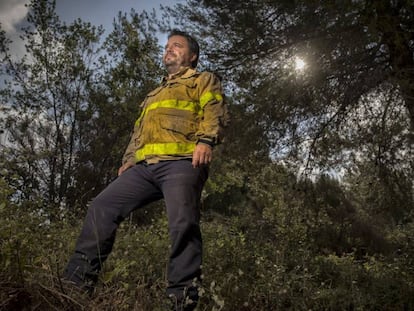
[[121, 122, 140, 166], [196, 72, 229, 146], [122, 100, 146, 165]]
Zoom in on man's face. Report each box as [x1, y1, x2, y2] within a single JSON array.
[[163, 35, 196, 70]]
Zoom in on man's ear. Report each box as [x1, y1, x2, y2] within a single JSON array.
[[190, 53, 197, 63]]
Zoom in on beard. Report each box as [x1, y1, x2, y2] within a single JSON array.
[[163, 54, 183, 73]]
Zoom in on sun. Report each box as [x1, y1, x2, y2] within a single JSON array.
[[295, 57, 306, 71]]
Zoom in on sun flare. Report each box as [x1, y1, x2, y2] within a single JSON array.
[[295, 57, 306, 71]]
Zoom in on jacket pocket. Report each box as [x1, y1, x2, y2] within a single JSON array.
[[159, 115, 197, 141]]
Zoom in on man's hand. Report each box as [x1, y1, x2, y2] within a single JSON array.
[[118, 162, 134, 176], [192, 143, 212, 167]]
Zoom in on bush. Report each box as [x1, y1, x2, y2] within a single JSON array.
[[1, 174, 414, 310]]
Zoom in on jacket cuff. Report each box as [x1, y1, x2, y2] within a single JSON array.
[[197, 138, 215, 148]]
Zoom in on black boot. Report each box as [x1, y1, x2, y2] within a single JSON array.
[[168, 286, 199, 311], [62, 253, 98, 295]]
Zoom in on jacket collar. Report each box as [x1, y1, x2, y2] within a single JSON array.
[[163, 66, 197, 82]]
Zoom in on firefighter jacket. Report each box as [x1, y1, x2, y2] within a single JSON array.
[[122, 67, 228, 165]]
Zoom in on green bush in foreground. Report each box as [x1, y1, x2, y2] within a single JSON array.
[[1, 194, 414, 311]]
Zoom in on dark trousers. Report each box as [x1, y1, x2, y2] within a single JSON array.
[[64, 159, 208, 301]]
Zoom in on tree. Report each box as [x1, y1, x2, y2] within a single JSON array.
[[0, 1, 166, 214], [0, 0, 103, 208], [67, 9, 163, 208], [161, 0, 413, 177]]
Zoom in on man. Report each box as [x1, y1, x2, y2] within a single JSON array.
[[63, 29, 228, 310]]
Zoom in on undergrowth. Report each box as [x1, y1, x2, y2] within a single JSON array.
[[1, 205, 414, 310]]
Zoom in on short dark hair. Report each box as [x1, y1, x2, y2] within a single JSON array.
[[168, 29, 200, 68]]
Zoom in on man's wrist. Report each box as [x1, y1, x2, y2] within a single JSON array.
[[197, 138, 215, 148]]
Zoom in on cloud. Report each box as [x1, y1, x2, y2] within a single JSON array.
[[0, 0, 30, 59], [0, 0, 30, 34]]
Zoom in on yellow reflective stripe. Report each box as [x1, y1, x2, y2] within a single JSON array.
[[200, 91, 223, 108], [135, 110, 145, 126], [135, 142, 196, 162], [135, 99, 201, 127], [146, 99, 200, 114]]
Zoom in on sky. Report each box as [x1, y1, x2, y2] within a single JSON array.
[[0, 0, 181, 54], [55, 0, 180, 36]]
